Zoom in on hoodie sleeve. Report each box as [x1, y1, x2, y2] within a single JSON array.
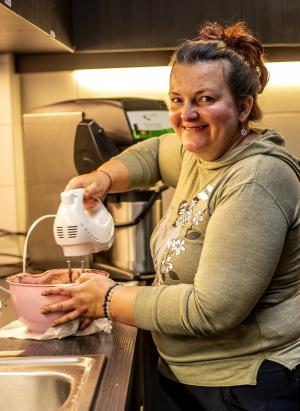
[[115, 133, 182, 188]]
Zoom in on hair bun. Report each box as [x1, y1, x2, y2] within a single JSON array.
[[198, 21, 263, 66], [197, 21, 268, 92], [197, 21, 226, 42]]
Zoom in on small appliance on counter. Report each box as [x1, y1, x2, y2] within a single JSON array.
[[23, 98, 172, 280]]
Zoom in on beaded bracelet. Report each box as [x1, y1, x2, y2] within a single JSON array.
[[91, 169, 113, 193], [102, 283, 123, 320]]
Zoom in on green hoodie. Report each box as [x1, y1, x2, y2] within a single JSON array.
[[116, 129, 300, 386]]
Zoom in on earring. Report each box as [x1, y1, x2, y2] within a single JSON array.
[[240, 123, 248, 136]]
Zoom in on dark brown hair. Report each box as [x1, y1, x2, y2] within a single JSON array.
[[170, 21, 269, 122]]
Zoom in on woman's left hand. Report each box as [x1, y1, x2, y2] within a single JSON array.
[[41, 273, 116, 328]]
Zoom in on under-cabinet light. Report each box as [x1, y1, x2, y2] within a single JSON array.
[[266, 62, 300, 86], [73, 66, 171, 97], [73, 62, 300, 97]]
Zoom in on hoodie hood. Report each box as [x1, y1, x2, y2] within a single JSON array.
[[198, 129, 300, 181]]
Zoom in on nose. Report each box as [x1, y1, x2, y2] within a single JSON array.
[[180, 104, 199, 121]]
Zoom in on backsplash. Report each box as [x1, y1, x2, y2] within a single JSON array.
[[0, 54, 25, 266]]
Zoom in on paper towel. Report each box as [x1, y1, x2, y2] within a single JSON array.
[[0, 318, 112, 340]]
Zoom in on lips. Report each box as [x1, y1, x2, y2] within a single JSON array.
[[182, 125, 208, 131]]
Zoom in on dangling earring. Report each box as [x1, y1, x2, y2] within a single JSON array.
[[240, 123, 248, 136]]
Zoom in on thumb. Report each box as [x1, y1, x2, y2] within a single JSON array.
[[76, 273, 94, 283], [84, 182, 106, 199]]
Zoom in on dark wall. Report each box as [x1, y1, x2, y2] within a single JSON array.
[[73, 0, 300, 51], [13, 0, 300, 72]]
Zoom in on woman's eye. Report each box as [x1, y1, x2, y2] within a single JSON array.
[[170, 97, 182, 104], [199, 96, 213, 103]]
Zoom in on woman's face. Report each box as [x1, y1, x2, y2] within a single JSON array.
[[168, 61, 249, 161]]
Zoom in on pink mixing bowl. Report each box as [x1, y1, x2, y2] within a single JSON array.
[[6, 268, 108, 333]]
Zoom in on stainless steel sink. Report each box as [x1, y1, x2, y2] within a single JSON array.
[[0, 354, 106, 411]]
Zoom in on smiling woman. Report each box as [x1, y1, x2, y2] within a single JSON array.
[[41, 21, 300, 411], [168, 61, 253, 160], [167, 21, 268, 162]]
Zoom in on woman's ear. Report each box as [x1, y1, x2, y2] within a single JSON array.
[[238, 96, 253, 122]]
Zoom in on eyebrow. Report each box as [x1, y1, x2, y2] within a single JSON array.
[[169, 88, 218, 95]]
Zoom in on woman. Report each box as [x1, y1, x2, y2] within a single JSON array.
[[42, 21, 300, 410]]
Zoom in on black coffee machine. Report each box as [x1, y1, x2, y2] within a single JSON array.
[[73, 98, 172, 280]]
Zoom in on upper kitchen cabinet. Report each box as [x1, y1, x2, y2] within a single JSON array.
[[0, 0, 73, 53], [14, 0, 300, 72], [73, 0, 300, 52]]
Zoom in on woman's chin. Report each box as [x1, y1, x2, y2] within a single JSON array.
[[183, 143, 218, 160], [183, 142, 205, 155]]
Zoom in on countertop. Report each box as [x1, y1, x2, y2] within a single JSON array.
[[0, 278, 138, 411]]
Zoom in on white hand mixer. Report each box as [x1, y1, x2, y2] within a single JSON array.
[[22, 188, 114, 273], [53, 188, 114, 256]]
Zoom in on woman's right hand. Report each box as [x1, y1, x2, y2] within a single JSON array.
[[65, 159, 130, 209], [65, 169, 112, 210]]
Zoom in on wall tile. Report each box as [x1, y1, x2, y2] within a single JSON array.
[[0, 55, 13, 65], [0, 124, 15, 185], [21, 71, 77, 113], [0, 54, 27, 236], [12, 118, 26, 232], [0, 235, 22, 265], [0, 186, 18, 231], [0, 61, 12, 125], [259, 84, 300, 113]]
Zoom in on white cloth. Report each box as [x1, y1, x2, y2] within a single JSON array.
[[0, 318, 112, 340]]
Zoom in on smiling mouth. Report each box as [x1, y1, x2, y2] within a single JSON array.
[[183, 125, 208, 131]]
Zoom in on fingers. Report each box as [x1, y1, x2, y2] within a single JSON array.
[[51, 310, 82, 327], [83, 181, 99, 197], [76, 273, 99, 283], [65, 173, 108, 199], [84, 197, 100, 211], [78, 318, 93, 331], [41, 296, 75, 315], [76, 274, 92, 283], [65, 175, 97, 193], [65, 175, 88, 191], [41, 277, 111, 326], [41, 286, 74, 297]]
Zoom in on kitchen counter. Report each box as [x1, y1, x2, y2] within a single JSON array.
[[0, 279, 139, 411]]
